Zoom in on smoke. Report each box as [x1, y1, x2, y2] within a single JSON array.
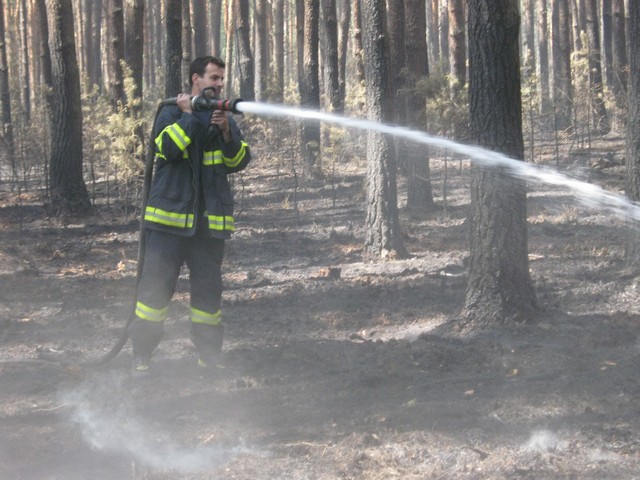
[[61, 373, 250, 474]]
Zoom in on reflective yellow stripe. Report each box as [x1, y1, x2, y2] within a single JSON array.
[[207, 215, 235, 232], [135, 301, 168, 322], [203, 150, 223, 166], [190, 307, 222, 326], [155, 123, 191, 154], [222, 141, 248, 168], [145, 206, 195, 228]]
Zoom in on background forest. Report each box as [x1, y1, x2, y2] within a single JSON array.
[[3, 1, 640, 479]]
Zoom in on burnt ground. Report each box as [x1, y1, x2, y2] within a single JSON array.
[[2, 132, 640, 479]]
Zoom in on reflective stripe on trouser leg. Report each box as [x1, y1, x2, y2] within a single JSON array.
[[186, 230, 225, 320], [135, 230, 187, 323], [135, 301, 168, 322], [190, 307, 222, 326]]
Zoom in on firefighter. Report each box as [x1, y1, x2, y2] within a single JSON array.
[[127, 56, 251, 373]]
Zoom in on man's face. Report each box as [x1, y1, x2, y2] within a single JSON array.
[[192, 63, 225, 98]]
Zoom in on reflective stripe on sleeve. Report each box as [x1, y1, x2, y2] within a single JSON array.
[[222, 141, 248, 168], [207, 215, 235, 232]]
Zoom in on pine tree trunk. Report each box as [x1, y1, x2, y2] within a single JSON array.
[[448, 0, 466, 90], [404, 0, 434, 212], [611, 0, 628, 107], [361, 0, 406, 260], [235, 0, 255, 100], [462, 0, 537, 331], [551, 0, 573, 130], [192, 0, 207, 58], [337, 0, 350, 110], [108, 0, 126, 109], [46, 0, 91, 215], [125, 0, 144, 100], [165, 0, 182, 97], [254, 0, 268, 101], [584, 0, 610, 134], [321, 0, 340, 112], [299, 0, 320, 177], [625, 1, 640, 263], [272, 0, 284, 102]]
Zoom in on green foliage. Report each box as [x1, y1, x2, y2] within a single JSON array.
[[83, 63, 148, 184], [410, 64, 469, 140]]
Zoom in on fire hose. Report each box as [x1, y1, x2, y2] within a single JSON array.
[[93, 92, 243, 366]]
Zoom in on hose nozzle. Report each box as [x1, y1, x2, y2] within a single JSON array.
[[161, 94, 243, 114]]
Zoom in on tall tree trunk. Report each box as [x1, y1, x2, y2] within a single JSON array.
[[404, 0, 434, 212], [34, 0, 52, 91], [386, 0, 404, 118], [611, 0, 627, 107], [209, 0, 222, 55], [569, 0, 583, 52], [0, 0, 14, 177], [602, 0, 613, 87], [351, 0, 365, 86], [552, 0, 573, 130], [125, 0, 144, 100], [19, 0, 30, 122], [224, 0, 235, 96], [191, 0, 207, 57], [108, 0, 126, 109], [521, 0, 535, 73], [584, 0, 610, 134], [428, 0, 439, 65], [299, 0, 320, 177], [182, 0, 192, 85], [272, 0, 284, 102], [254, 0, 268, 101], [361, 0, 406, 259], [625, 0, 640, 263], [235, 0, 255, 100], [321, 0, 340, 112], [46, 0, 91, 214], [337, 0, 350, 110], [165, 0, 182, 97], [535, 0, 551, 117], [439, 0, 449, 73], [448, 0, 466, 90], [462, 0, 537, 330]]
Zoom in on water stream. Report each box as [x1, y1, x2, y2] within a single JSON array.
[[236, 101, 639, 222]]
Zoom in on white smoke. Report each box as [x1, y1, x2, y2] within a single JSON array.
[[61, 374, 251, 474]]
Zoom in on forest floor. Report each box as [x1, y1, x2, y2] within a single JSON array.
[[2, 128, 640, 479]]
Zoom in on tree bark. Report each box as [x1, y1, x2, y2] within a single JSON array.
[[462, 0, 537, 331], [182, 0, 192, 85], [448, 0, 466, 90], [254, 0, 268, 101], [235, 0, 255, 100], [625, 1, 640, 263], [361, 0, 406, 259], [611, 0, 628, 107], [124, 0, 144, 100], [224, 0, 235, 96], [0, 0, 14, 174], [584, 0, 610, 134], [46, 0, 91, 214], [351, 0, 365, 86], [299, 0, 320, 177], [272, 0, 284, 102], [551, 0, 573, 130], [108, 0, 126, 109], [19, 0, 30, 122], [191, 0, 207, 57], [209, 0, 222, 55], [404, 0, 434, 212], [321, 0, 340, 112], [337, 0, 350, 110], [535, 0, 551, 117], [165, 0, 182, 97]]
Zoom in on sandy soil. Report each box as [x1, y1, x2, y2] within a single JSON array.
[[1, 131, 640, 479]]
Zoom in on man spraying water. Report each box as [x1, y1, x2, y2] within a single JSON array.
[[127, 56, 251, 373]]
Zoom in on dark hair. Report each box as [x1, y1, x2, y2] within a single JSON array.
[[189, 56, 226, 86]]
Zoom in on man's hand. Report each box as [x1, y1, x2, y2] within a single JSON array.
[[177, 93, 192, 113], [210, 110, 232, 142]]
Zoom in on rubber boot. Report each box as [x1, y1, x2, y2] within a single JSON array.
[[127, 318, 165, 373], [190, 323, 224, 368]]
